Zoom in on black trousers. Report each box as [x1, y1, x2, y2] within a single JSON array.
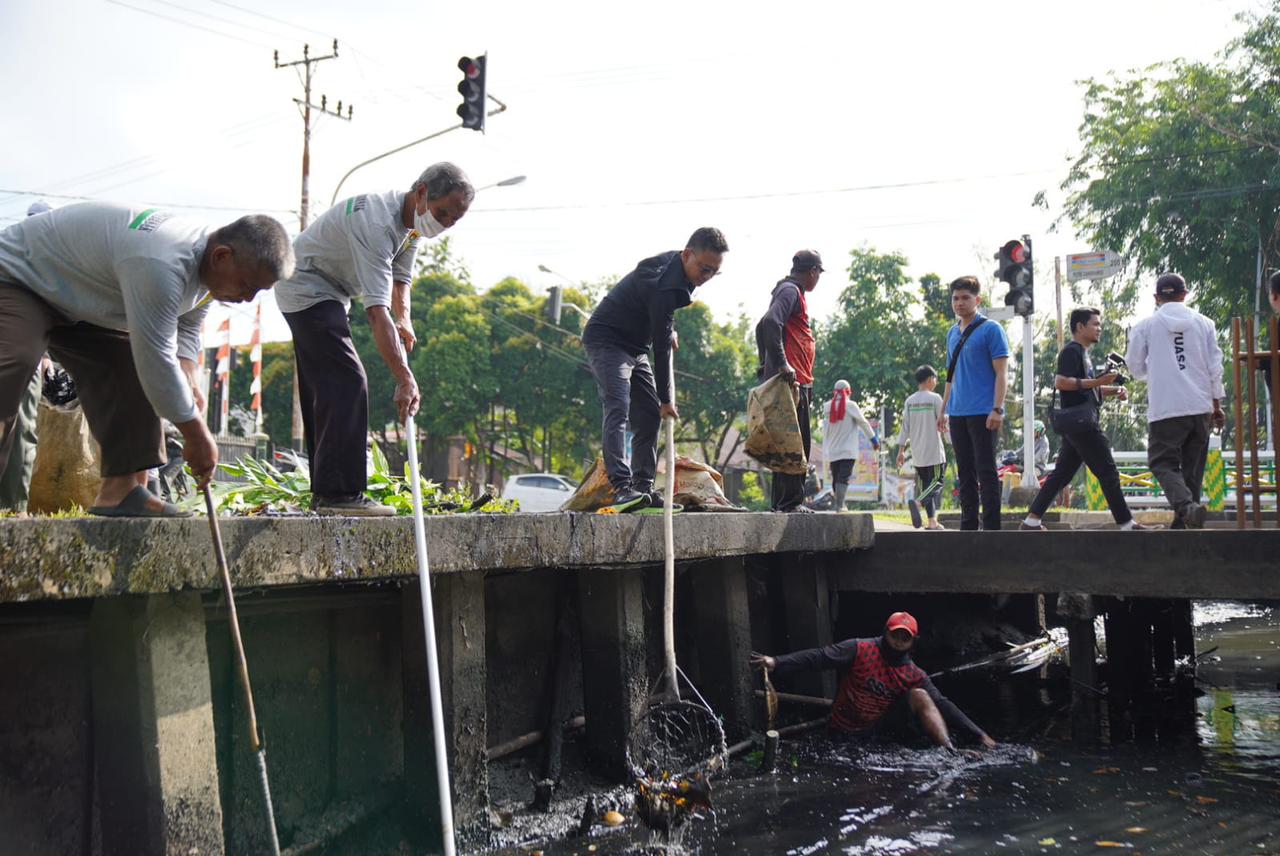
[[283, 301, 369, 499], [949, 414, 1000, 530], [771, 384, 812, 511], [1029, 426, 1132, 524], [915, 463, 944, 518]]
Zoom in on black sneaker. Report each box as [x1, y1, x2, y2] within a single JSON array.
[[1180, 502, 1208, 529], [907, 499, 923, 529], [608, 490, 650, 513], [313, 494, 395, 517]]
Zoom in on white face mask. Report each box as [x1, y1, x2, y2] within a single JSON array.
[[414, 205, 447, 238]]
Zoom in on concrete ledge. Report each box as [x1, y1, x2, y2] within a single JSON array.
[[840, 530, 1280, 600], [0, 512, 874, 603]]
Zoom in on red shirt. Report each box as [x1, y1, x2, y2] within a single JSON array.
[[829, 639, 927, 732], [784, 287, 815, 385]]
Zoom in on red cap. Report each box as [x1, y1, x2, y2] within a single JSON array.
[[885, 611, 919, 637]]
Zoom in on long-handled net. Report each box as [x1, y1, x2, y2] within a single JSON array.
[[625, 353, 726, 834]]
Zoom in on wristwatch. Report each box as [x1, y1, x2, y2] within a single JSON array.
[[992, 407, 1005, 415]]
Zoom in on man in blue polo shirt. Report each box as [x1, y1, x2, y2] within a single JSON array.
[[937, 276, 1009, 530]]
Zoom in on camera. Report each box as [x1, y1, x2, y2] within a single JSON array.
[[1102, 352, 1129, 386]]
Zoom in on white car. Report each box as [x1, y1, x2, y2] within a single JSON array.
[[502, 473, 578, 512]]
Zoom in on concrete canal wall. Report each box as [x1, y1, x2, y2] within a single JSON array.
[[3, 514, 1277, 854], [0, 513, 872, 854]]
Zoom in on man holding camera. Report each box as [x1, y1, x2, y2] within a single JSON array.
[[1021, 308, 1142, 530], [1125, 274, 1225, 529]]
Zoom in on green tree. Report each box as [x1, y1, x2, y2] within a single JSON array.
[[1060, 3, 1280, 324], [670, 303, 756, 468], [814, 248, 952, 430]]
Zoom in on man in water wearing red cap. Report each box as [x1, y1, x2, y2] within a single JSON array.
[[752, 612, 996, 751]]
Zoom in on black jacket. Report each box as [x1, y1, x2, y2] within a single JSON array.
[[583, 251, 694, 403]]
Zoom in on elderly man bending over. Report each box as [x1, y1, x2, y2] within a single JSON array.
[[0, 202, 293, 517]]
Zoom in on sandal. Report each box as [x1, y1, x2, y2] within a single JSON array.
[[89, 485, 193, 519]]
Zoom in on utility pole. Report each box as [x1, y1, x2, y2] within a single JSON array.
[[275, 40, 353, 451], [275, 40, 352, 230]]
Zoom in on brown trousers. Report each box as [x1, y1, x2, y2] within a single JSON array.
[[0, 283, 164, 479]]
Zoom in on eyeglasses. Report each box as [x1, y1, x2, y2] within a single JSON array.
[[697, 264, 721, 278]]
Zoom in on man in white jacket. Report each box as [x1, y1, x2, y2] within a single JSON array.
[[1125, 273, 1226, 529], [822, 379, 878, 510]]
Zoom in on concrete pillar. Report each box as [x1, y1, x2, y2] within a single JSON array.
[[402, 573, 488, 845], [1151, 600, 1176, 677], [689, 557, 755, 740], [577, 567, 647, 781], [1172, 599, 1196, 662], [778, 555, 834, 699], [1102, 601, 1131, 740], [1066, 617, 1100, 745], [90, 592, 226, 855], [1132, 599, 1155, 692]]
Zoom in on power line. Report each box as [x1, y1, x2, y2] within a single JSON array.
[[473, 173, 1280, 215], [104, 0, 271, 48], [139, 0, 304, 42], [207, 0, 335, 41], [0, 187, 296, 215]]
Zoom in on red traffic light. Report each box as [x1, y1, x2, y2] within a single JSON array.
[[458, 57, 480, 78], [1000, 240, 1027, 264]]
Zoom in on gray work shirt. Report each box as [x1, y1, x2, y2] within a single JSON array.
[[274, 190, 419, 314], [0, 201, 212, 424]]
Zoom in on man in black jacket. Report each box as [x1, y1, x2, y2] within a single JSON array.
[[582, 227, 729, 511]]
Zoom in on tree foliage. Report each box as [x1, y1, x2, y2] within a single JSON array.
[[1060, 2, 1280, 323], [813, 248, 953, 431]]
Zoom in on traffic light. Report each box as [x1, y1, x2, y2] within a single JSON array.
[[995, 236, 1034, 316], [546, 285, 563, 324], [456, 55, 486, 132]]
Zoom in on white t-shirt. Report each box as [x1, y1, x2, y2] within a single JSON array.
[[0, 201, 211, 424], [896, 389, 946, 467], [275, 190, 420, 314]]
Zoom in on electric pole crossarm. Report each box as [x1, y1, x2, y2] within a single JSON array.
[[274, 40, 339, 69], [293, 98, 354, 120], [329, 94, 509, 207]]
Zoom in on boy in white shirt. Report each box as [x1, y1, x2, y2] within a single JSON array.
[[896, 365, 947, 530]]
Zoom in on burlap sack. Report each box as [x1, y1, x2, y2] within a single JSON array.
[[743, 375, 807, 475], [671, 455, 740, 511], [560, 456, 617, 512], [29, 401, 103, 513]]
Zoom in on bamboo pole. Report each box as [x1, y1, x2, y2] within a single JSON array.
[[1272, 317, 1280, 527], [1247, 319, 1262, 526], [1233, 318, 1245, 529]]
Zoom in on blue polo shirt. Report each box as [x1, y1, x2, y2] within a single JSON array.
[[946, 315, 1010, 416]]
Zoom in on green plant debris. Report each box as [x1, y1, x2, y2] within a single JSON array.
[[188, 442, 518, 516]]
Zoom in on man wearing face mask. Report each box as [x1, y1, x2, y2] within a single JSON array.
[[276, 162, 473, 516], [582, 227, 729, 511], [751, 612, 996, 751]]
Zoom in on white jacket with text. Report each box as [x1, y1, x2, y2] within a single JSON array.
[[1125, 302, 1225, 423]]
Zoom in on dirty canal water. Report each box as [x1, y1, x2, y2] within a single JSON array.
[[477, 602, 1279, 856]]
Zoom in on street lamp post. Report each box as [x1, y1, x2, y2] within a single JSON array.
[[477, 175, 527, 192]]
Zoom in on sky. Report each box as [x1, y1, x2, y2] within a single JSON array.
[[0, 0, 1252, 346]]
